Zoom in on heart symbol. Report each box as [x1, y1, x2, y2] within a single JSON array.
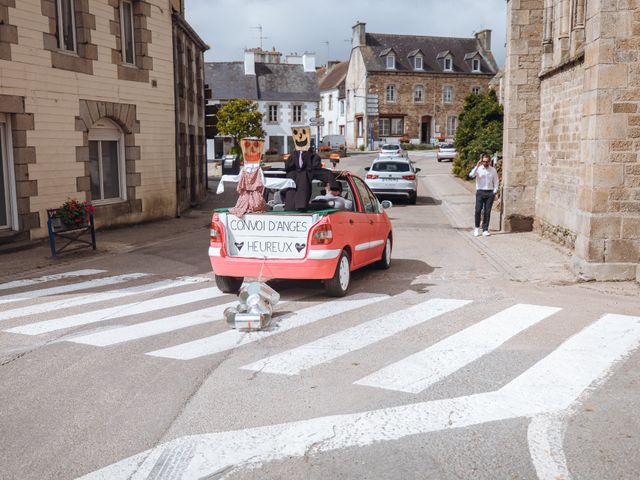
[[234, 242, 244, 251], [295, 243, 305, 253]]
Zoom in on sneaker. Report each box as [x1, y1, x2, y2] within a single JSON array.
[[473, 228, 480, 237], [482, 230, 490, 237]]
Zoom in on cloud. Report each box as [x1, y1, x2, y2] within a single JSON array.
[[185, 0, 506, 67]]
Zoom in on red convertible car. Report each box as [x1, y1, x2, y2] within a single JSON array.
[[209, 172, 393, 296]]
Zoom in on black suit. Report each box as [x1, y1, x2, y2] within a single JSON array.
[[284, 151, 333, 210]]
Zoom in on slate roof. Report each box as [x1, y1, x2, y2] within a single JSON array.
[[318, 60, 349, 97], [360, 33, 498, 75], [205, 61, 320, 102]]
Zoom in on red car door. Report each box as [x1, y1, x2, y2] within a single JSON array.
[[350, 177, 379, 266]]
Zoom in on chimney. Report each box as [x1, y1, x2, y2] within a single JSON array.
[[285, 54, 303, 65], [352, 21, 366, 49], [244, 50, 255, 75], [327, 60, 340, 70], [475, 29, 492, 52], [302, 52, 316, 72]]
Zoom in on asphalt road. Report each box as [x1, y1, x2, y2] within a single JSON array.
[[1, 151, 639, 480]]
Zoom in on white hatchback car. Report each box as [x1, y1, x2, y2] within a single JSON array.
[[365, 159, 420, 204], [379, 143, 409, 159], [436, 143, 457, 162]]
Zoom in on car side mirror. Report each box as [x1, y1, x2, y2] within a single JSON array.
[[381, 200, 393, 209], [364, 166, 370, 171], [414, 168, 421, 173]]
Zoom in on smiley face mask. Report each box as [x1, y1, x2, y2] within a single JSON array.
[[291, 127, 311, 152], [240, 138, 264, 164]]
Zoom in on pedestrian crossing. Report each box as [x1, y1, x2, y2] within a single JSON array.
[[1, 269, 639, 398]]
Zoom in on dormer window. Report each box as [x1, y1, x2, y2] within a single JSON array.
[[472, 58, 481, 72], [386, 53, 395, 70], [414, 55, 423, 70], [444, 57, 453, 72]]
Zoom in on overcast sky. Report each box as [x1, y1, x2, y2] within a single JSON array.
[[185, 0, 507, 68]]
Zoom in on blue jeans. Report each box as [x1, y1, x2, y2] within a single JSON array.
[[475, 190, 495, 231]]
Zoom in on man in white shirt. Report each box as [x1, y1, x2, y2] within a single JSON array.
[[313, 180, 353, 210], [468, 153, 499, 237]]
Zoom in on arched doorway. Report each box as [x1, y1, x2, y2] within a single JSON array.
[[420, 115, 432, 144]]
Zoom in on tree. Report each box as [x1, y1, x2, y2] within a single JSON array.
[[452, 89, 503, 179], [215, 99, 265, 157]]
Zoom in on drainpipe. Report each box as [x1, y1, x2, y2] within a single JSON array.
[[172, 17, 181, 218]]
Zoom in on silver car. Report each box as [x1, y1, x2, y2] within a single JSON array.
[[365, 159, 420, 204], [436, 143, 457, 162], [379, 143, 409, 159]]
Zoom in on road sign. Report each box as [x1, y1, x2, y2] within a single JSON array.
[[309, 117, 325, 126]]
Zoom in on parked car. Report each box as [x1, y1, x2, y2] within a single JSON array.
[[437, 143, 457, 162], [379, 143, 409, 159], [320, 134, 348, 167], [365, 158, 420, 204], [209, 171, 393, 297], [221, 154, 241, 174]]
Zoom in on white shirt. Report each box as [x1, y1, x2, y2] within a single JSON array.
[[313, 193, 353, 210], [469, 164, 499, 193]]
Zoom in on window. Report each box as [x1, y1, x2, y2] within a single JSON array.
[[56, 0, 76, 52], [88, 119, 126, 202], [472, 86, 481, 94], [339, 125, 345, 135], [444, 57, 453, 71], [414, 85, 424, 103], [414, 55, 423, 70], [292, 104, 302, 123], [356, 117, 363, 137], [385, 84, 396, 102], [386, 54, 395, 70], [328, 121, 333, 134], [328, 95, 333, 111], [352, 177, 375, 213], [0, 114, 16, 230], [120, 0, 135, 64], [443, 86, 453, 104], [472, 58, 481, 72], [379, 117, 404, 136], [339, 100, 345, 115], [447, 116, 457, 137], [268, 105, 278, 122]]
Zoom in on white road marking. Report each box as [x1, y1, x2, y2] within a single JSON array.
[[79, 313, 640, 480], [6, 285, 224, 336], [146, 292, 389, 360], [355, 303, 561, 393], [241, 298, 470, 376], [0, 273, 148, 305], [528, 413, 572, 480], [0, 269, 106, 292], [0, 277, 207, 323]]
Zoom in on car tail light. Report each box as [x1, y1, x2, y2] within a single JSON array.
[[366, 174, 379, 179], [311, 224, 333, 245], [210, 221, 223, 245], [402, 174, 416, 180]]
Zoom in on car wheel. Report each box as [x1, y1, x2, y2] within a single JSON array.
[[324, 250, 350, 297], [408, 192, 417, 205], [375, 237, 392, 270], [437, 157, 442, 162], [215, 275, 244, 294]]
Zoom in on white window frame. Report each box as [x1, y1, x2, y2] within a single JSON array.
[[385, 84, 396, 103], [472, 86, 481, 94], [120, 0, 136, 65], [443, 86, 453, 104], [414, 85, 424, 103], [0, 114, 18, 231], [444, 56, 453, 72], [447, 115, 457, 137], [386, 54, 395, 70], [339, 100, 345, 116], [292, 104, 302, 123], [268, 104, 278, 123], [414, 55, 423, 70], [88, 119, 127, 204], [56, 0, 77, 52], [472, 58, 481, 72]]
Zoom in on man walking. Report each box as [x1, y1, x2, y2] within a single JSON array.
[[469, 153, 499, 237]]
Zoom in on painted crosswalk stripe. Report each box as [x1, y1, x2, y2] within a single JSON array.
[[0, 277, 208, 323], [0, 273, 148, 305], [241, 298, 470, 376], [0, 269, 106, 292], [146, 292, 389, 360], [354, 303, 561, 393], [6, 285, 225, 336]]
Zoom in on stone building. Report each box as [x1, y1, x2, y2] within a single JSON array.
[[344, 22, 498, 149], [503, 0, 640, 281], [317, 60, 349, 138], [0, 0, 207, 245]]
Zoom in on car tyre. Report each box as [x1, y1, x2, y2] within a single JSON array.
[[325, 250, 350, 297], [408, 192, 417, 204], [437, 157, 442, 162], [375, 237, 392, 270], [215, 275, 243, 294]]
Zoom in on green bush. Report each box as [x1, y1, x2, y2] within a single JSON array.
[[359, 144, 365, 151], [452, 90, 503, 178], [400, 142, 436, 151]]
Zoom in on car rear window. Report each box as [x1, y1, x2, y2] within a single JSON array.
[[381, 145, 400, 151], [441, 143, 455, 149], [371, 162, 411, 172]]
